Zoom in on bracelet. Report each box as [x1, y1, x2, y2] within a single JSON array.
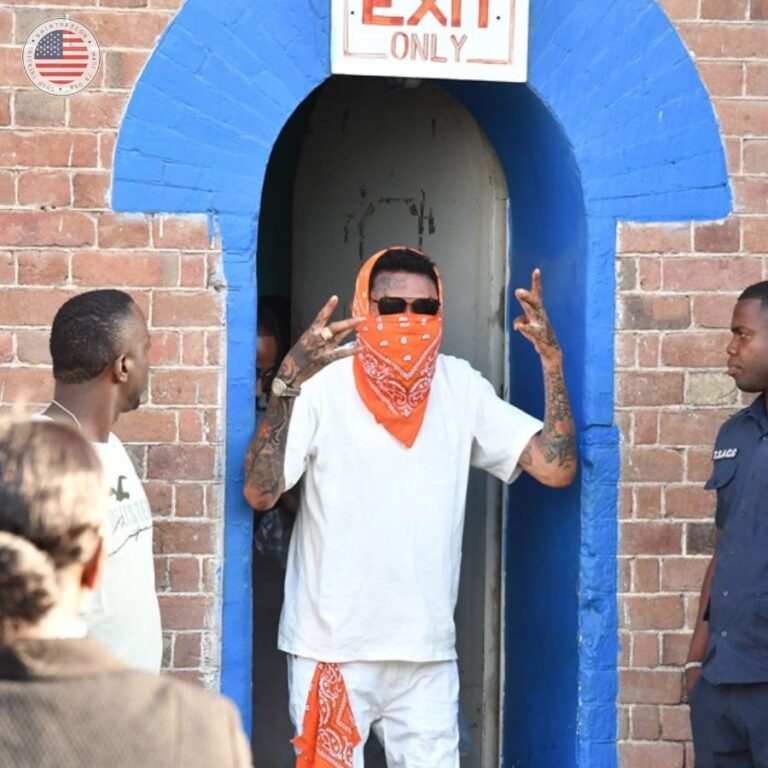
[[683, 661, 703, 672]]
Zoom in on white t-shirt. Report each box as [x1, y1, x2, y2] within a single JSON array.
[[34, 416, 162, 672], [278, 354, 543, 663], [88, 433, 162, 672]]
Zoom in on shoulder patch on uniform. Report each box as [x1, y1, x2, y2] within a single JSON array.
[[713, 448, 738, 460]]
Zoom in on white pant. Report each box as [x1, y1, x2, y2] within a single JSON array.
[[287, 656, 460, 768]]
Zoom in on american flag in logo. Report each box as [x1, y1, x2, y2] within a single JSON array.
[[33, 30, 89, 86]]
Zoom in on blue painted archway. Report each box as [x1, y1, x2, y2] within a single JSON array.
[[113, 1, 730, 765]]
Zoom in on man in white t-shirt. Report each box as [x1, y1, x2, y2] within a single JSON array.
[[39, 289, 161, 673], [244, 247, 577, 767]]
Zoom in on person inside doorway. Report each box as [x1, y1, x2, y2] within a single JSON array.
[[243, 246, 577, 767]]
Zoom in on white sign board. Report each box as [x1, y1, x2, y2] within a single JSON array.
[[331, 0, 529, 83]]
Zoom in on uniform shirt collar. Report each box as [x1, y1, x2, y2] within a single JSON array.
[[745, 395, 768, 432]]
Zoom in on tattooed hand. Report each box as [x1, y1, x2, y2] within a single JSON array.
[[513, 269, 577, 488], [244, 296, 363, 511], [513, 269, 562, 368], [278, 295, 364, 387]]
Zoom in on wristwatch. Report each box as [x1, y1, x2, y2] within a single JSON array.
[[271, 377, 301, 398]]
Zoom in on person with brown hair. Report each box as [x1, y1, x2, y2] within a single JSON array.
[[0, 417, 252, 767]]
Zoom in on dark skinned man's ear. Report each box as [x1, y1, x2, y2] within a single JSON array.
[[111, 354, 130, 384]]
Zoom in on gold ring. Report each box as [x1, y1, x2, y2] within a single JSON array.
[[319, 327, 333, 342]]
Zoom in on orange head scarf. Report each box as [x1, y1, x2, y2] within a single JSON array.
[[352, 246, 443, 448]]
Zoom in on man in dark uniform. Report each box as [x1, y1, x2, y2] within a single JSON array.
[[687, 281, 768, 767]]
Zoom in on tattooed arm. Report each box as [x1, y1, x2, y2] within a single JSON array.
[[513, 269, 577, 488], [243, 296, 363, 510]]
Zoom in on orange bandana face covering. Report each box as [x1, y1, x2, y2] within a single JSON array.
[[352, 247, 443, 448]]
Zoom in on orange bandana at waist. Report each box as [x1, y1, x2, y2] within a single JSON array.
[[292, 663, 361, 768], [352, 247, 443, 448]]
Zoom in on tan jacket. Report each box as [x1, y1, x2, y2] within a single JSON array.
[[0, 637, 252, 768]]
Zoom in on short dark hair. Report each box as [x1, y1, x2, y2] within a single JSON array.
[[369, 248, 439, 293], [739, 281, 768, 309], [50, 290, 137, 384]]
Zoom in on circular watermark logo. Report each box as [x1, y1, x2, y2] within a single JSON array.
[[23, 19, 100, 96]]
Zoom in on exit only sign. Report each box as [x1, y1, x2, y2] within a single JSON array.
[[331, 0, 529, 82]]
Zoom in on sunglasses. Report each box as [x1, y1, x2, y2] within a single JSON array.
[[372, 297, 441, 316]]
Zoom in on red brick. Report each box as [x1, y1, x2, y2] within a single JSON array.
[[716, 99, 768, 137], [13, 90, 66, 127], [664, 257, 761, 291], [631, 704, 660, 739], [633, 557, 660, 590], [15, 329, 50, 365], [619, 670, 683, 705], [179, 410, 204, 442], [180, 254, 207, 288], [0, 288, 73, 325], [99, 133, 117, 169], [623, 448, 684, 483], [155, 521, 214, 555], [0, 92, 9, 126], [173, 633, 202, 668], [105, 50, 150, 88], [619, 559, 631, 593], [147, 331, 180, 366], [97, 214, 150, 248], [743, 218, 768, 252], [662, 557, 710, 590], [659, 411, 724, 446], [638, 257, 662, 291], [637, 335, 660, 367], [616, 373, 683, 406], [700, 0, 747, 18], [69, 93, 129, 130], [0, 250, 13, 283], [744, 140, 768, 174], [634, 412, 658, 445], [0, 50, 34, 87], [206, 331, 222, 366], [0, 331, 13, 363], [0, 9, 11, 43], [153, 292, 224, 327], [616, 334, 635, 368], [733, 178, 768, 214], [618, 223, 691, 254], [73, 250, 178, 287], [73, 172, 111, 209], [661, 706, 692, 741], [692, 294, 738, 328], [620, 295, 690, 330], [147, 445, 216, 481], [150, 369, 219, 406], [16, 250, 68, 284], [662, 633, 692, 666], [0, 169, 12, 205], [144, 481, 173, 516], [620, 487, 633, 520], [618, 742, 684, 768], [152, 216, 210, 249], [725, 136, 741, 175], [678, 22, 768, 58], [0, 132, 97, 168], [697, 60, 745, 97], [113, 409, 177, 443], [75, 11, 172, 47], [688, 449, 716, 482], [746, 63, 768, 96], [17, 171, 71, 208], [0, 367, 53, 403], [158, 595, 214, 631], [0, 212, 94, 247], [176, 484, 205, 517], [665, 485, 715, 519], [169, 556, 200, 592], [625, 596, 685, 630], [661, 332, 730, 368], [154, 556, 169, 593], [693, 219, 740, 252], [621, 521, 684, 554], [202, 558, 220, 593], [751, 0, 768, 19], [659, 0, 698, 18]]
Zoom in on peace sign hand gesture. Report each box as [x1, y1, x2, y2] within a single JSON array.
[[277, 295, 364, 388], [513, 269, 562, 369]]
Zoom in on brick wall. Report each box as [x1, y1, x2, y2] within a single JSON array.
[[616, 1, 768, 765], [0, 1, 226, 688]]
